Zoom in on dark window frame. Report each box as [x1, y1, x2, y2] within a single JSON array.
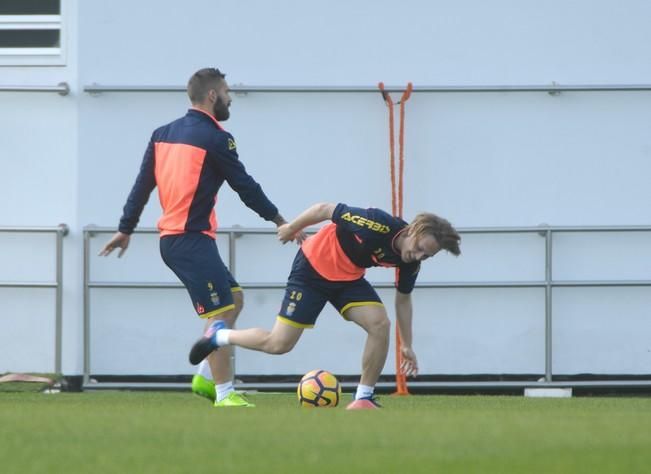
[[0, 0, 64, 66]]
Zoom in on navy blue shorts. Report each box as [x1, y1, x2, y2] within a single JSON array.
[[160, 232, 240, 319], [277, 250, 383, 328]]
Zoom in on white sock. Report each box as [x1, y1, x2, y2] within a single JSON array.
[[355, 384, 374, 400], [197, 359, 213, 380], [215, 329, 232, 346], [216, 381, 234, 402]]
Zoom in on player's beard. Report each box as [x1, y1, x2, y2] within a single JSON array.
[[213, 96, 230, 121]]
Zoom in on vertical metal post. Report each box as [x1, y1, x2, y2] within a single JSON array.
[[54, 224, 67, 374], [544, 228, 553, 382], [83, 230, 91, 385]]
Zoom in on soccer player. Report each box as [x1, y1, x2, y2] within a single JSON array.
[[100, 67, 302, 408], [190, 202, 461, 409]]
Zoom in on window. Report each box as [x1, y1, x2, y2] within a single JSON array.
[[0, 0, 64, 66]]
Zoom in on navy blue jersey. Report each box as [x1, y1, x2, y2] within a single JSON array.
[[302, 203, 420, 293], [118, 108, 278, 237]]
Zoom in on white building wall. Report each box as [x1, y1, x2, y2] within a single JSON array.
[[0, 0, 81, 374], [1, 0, 650, 377]]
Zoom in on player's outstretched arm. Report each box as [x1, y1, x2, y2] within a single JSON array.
[[272, 213, 307, 244], [277, 203, 335, 244], [395, 290, 419, 377], [99, 231, 131, 258]]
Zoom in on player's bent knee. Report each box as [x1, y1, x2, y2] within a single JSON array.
[[266, 343, 293, 355], [369, 316, 391, 336], [265, 338, 297, 355]]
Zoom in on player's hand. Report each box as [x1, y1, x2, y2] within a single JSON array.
[[400, 346, 419, 377], [277, 223, 306, 244], [293, 230, 307, 244], [99, 231, 131, 257]]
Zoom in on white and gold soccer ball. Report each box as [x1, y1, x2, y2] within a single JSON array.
[[297, 369, 342, 408]]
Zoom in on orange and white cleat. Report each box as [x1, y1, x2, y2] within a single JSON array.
[[346, 396, 382, 410]]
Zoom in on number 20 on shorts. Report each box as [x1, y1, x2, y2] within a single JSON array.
[[290, 291, 302, 301]]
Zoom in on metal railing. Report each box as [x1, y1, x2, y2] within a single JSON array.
[[0, 224, 69, 373], [0, 82, 70, 95], [83, 83, 651, 95], [82, 224, 651, 391], [3, 81, 648, 98]]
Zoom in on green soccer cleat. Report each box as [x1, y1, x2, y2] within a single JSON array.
[[191, 374, 216, 402], [214, 391, 256, 408]]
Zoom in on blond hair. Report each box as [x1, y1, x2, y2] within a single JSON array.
[[408, 213, 461, 256]]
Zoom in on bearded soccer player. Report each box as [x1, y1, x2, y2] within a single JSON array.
[[100, 67, 301, 407]]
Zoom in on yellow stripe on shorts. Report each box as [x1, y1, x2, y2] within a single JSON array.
[[276, 316, 314, 329], [200, 304, 236, 319], [340, 301, 385, 318]]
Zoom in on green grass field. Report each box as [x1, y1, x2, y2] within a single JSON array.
[[1, 391, 650, 473]]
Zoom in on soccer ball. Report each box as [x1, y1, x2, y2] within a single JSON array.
[[297, 369, 342, 408]]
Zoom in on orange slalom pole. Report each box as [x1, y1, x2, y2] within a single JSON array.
[[395, 83, 413, 395], [379, 82, 413, 396], [378, 82, 397, 216], [397, 83, 413, 218]]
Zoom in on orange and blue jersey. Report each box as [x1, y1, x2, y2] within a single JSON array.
[[301, 203, 420, 293], [118, 108, 278, 237]]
